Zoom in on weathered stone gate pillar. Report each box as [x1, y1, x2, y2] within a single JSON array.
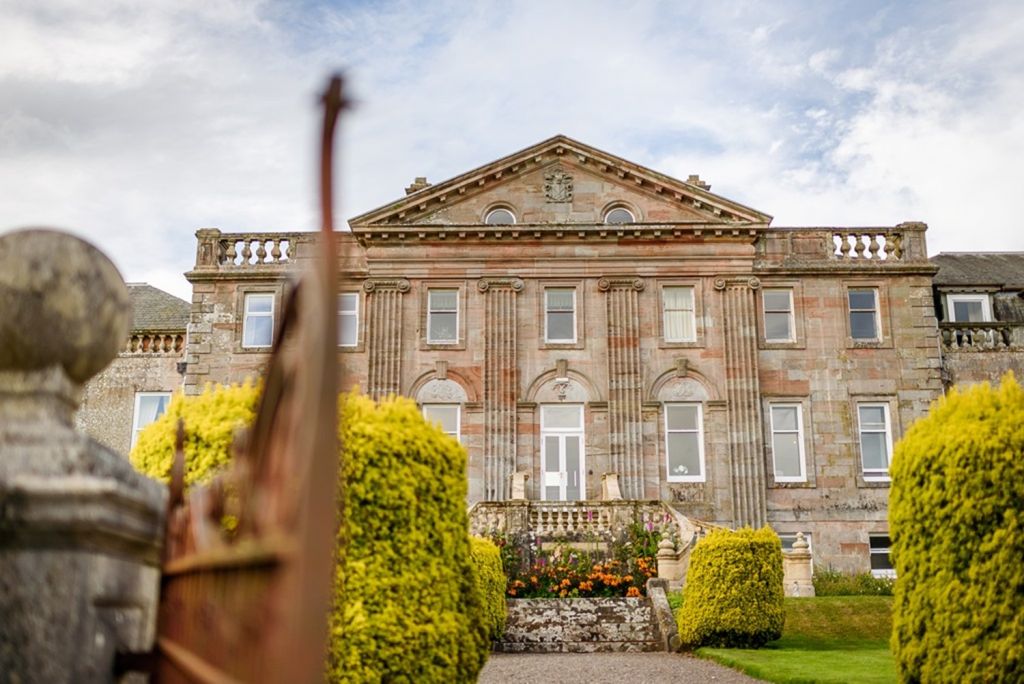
[[479, 277, 522, 501], [0, 229, 167, 681], [715, 275, 767, 528], [599, 277, 646, 500], [363, 278, 409, 399]]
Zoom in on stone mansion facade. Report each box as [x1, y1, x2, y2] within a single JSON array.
[[77, 135, 1024, 574]]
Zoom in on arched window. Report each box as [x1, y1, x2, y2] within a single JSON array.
[[604, 207, 635, 224], [485, 207, 516, 225]]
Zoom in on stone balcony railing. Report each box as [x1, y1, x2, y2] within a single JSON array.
[[468, 500, 679, 541], [191, 229, 315, 272], [760, 222, 931, 267], [123, 331, 185, 356], [831, 231, 904, 261], [940, 322, 1024, 351]]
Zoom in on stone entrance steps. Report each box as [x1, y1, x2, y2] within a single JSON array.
[[495, 581, 679, 653]]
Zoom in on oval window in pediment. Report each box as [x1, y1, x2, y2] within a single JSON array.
[[485, 207, 516, 225], [604, 207, 635, 224]]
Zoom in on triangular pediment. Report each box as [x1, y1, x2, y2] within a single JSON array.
[[348, 135, 772, 229]]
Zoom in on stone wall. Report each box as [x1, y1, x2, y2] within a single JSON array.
[[942, 346, 1024, 389], [497, 597, 661, 653], [76, 353, 184, 456]]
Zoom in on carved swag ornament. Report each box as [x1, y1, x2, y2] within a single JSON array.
[[544, 169, 573, 203]]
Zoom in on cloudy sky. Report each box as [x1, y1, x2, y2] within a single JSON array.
[[2, 0, 1022, 299]]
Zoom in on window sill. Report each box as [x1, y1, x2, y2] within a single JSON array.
[[667, 477, 706, 484], [540, 341, 584, 350], [658, 340, 703, 350], [847, 338, 893, 350], [338, 344, 365, 353], [760, 339, 807, 350], [422, 341, 466, 351], [236, 346, 274, 354], [770, 479, 814, 488]]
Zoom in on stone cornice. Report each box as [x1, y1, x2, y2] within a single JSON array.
[[353, 222, 767, 246], [753, 264, 939, 277]]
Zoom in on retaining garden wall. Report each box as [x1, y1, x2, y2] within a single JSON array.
[[497, 597, 661, 653]]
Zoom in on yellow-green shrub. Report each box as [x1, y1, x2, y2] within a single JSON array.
[[676, 527, 784, 648], [889, 373, 1024, 682], [130, 381, 259, 483], [131, 385, 490, 683], [329, 393, 487, 682], [469, 536, 507, 642]]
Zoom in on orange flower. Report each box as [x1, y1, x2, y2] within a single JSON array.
[[626, 587, 641, 597]]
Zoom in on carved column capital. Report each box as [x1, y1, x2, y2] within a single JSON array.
[[363, 278, 410, 293], [714, 276, 760, 291], [477, 277, 524, 293], [597, 277, 645, 292]]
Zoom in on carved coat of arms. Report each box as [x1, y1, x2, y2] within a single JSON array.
[[544, 169, 573, 203]]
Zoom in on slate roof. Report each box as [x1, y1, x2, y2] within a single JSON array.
[[931, 253, 1024, 289], [127, 283, 190, 331]]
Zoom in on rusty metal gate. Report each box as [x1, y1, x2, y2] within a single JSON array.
[[120, 76, 350, 683]]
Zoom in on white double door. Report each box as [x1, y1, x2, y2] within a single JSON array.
[[541, 404, 585, 501]]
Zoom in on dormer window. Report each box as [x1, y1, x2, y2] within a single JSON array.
[[485, 207, 516, 225], [604, 207, 635, 224], [946, 293, 992, 322]]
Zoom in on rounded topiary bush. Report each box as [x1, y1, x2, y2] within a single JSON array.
[[676, 526, 784, 648], [131, 385, 489, 683], [469, 536, 507, 642], [890, 373, 1024, 682], [329, 393, 487, 682], [130, 381, 259, 483]]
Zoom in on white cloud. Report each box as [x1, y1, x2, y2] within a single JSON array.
[[1, 0, 1022, 302]]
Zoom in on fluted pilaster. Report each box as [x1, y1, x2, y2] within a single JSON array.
[[363, 278, 409, 399], [479, 278, 522, 500], [716, 276, 767, 527], [599, 277, 645, 500]]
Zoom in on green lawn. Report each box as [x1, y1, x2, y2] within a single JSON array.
[[696, 596, 896, 684]]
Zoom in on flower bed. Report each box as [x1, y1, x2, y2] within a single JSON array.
[[492, 522, 663, 599]]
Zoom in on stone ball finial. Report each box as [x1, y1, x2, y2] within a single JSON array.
[[0, 228, 131, 384]]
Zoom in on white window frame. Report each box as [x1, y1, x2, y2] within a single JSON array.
[[131, 391, 172, 448], [848, 288, 880, 341], [769, 403, 806, 482], [242, 292, 275, 348], [544, 288, 577, 343], [763, 288, 795, 342], [869, 534, 895, 578], [427, 288, 459, 344], [338, 292, 359, 347], [664, 402, 705, 483], [946, 293, 992, 322], [662, 286, 697, 343], [422, 404, 461, 443], [540, 404, 586, 501], [857, 402, 893, 480]]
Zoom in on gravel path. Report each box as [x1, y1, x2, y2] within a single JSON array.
[[478, 652, 762, 683]]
